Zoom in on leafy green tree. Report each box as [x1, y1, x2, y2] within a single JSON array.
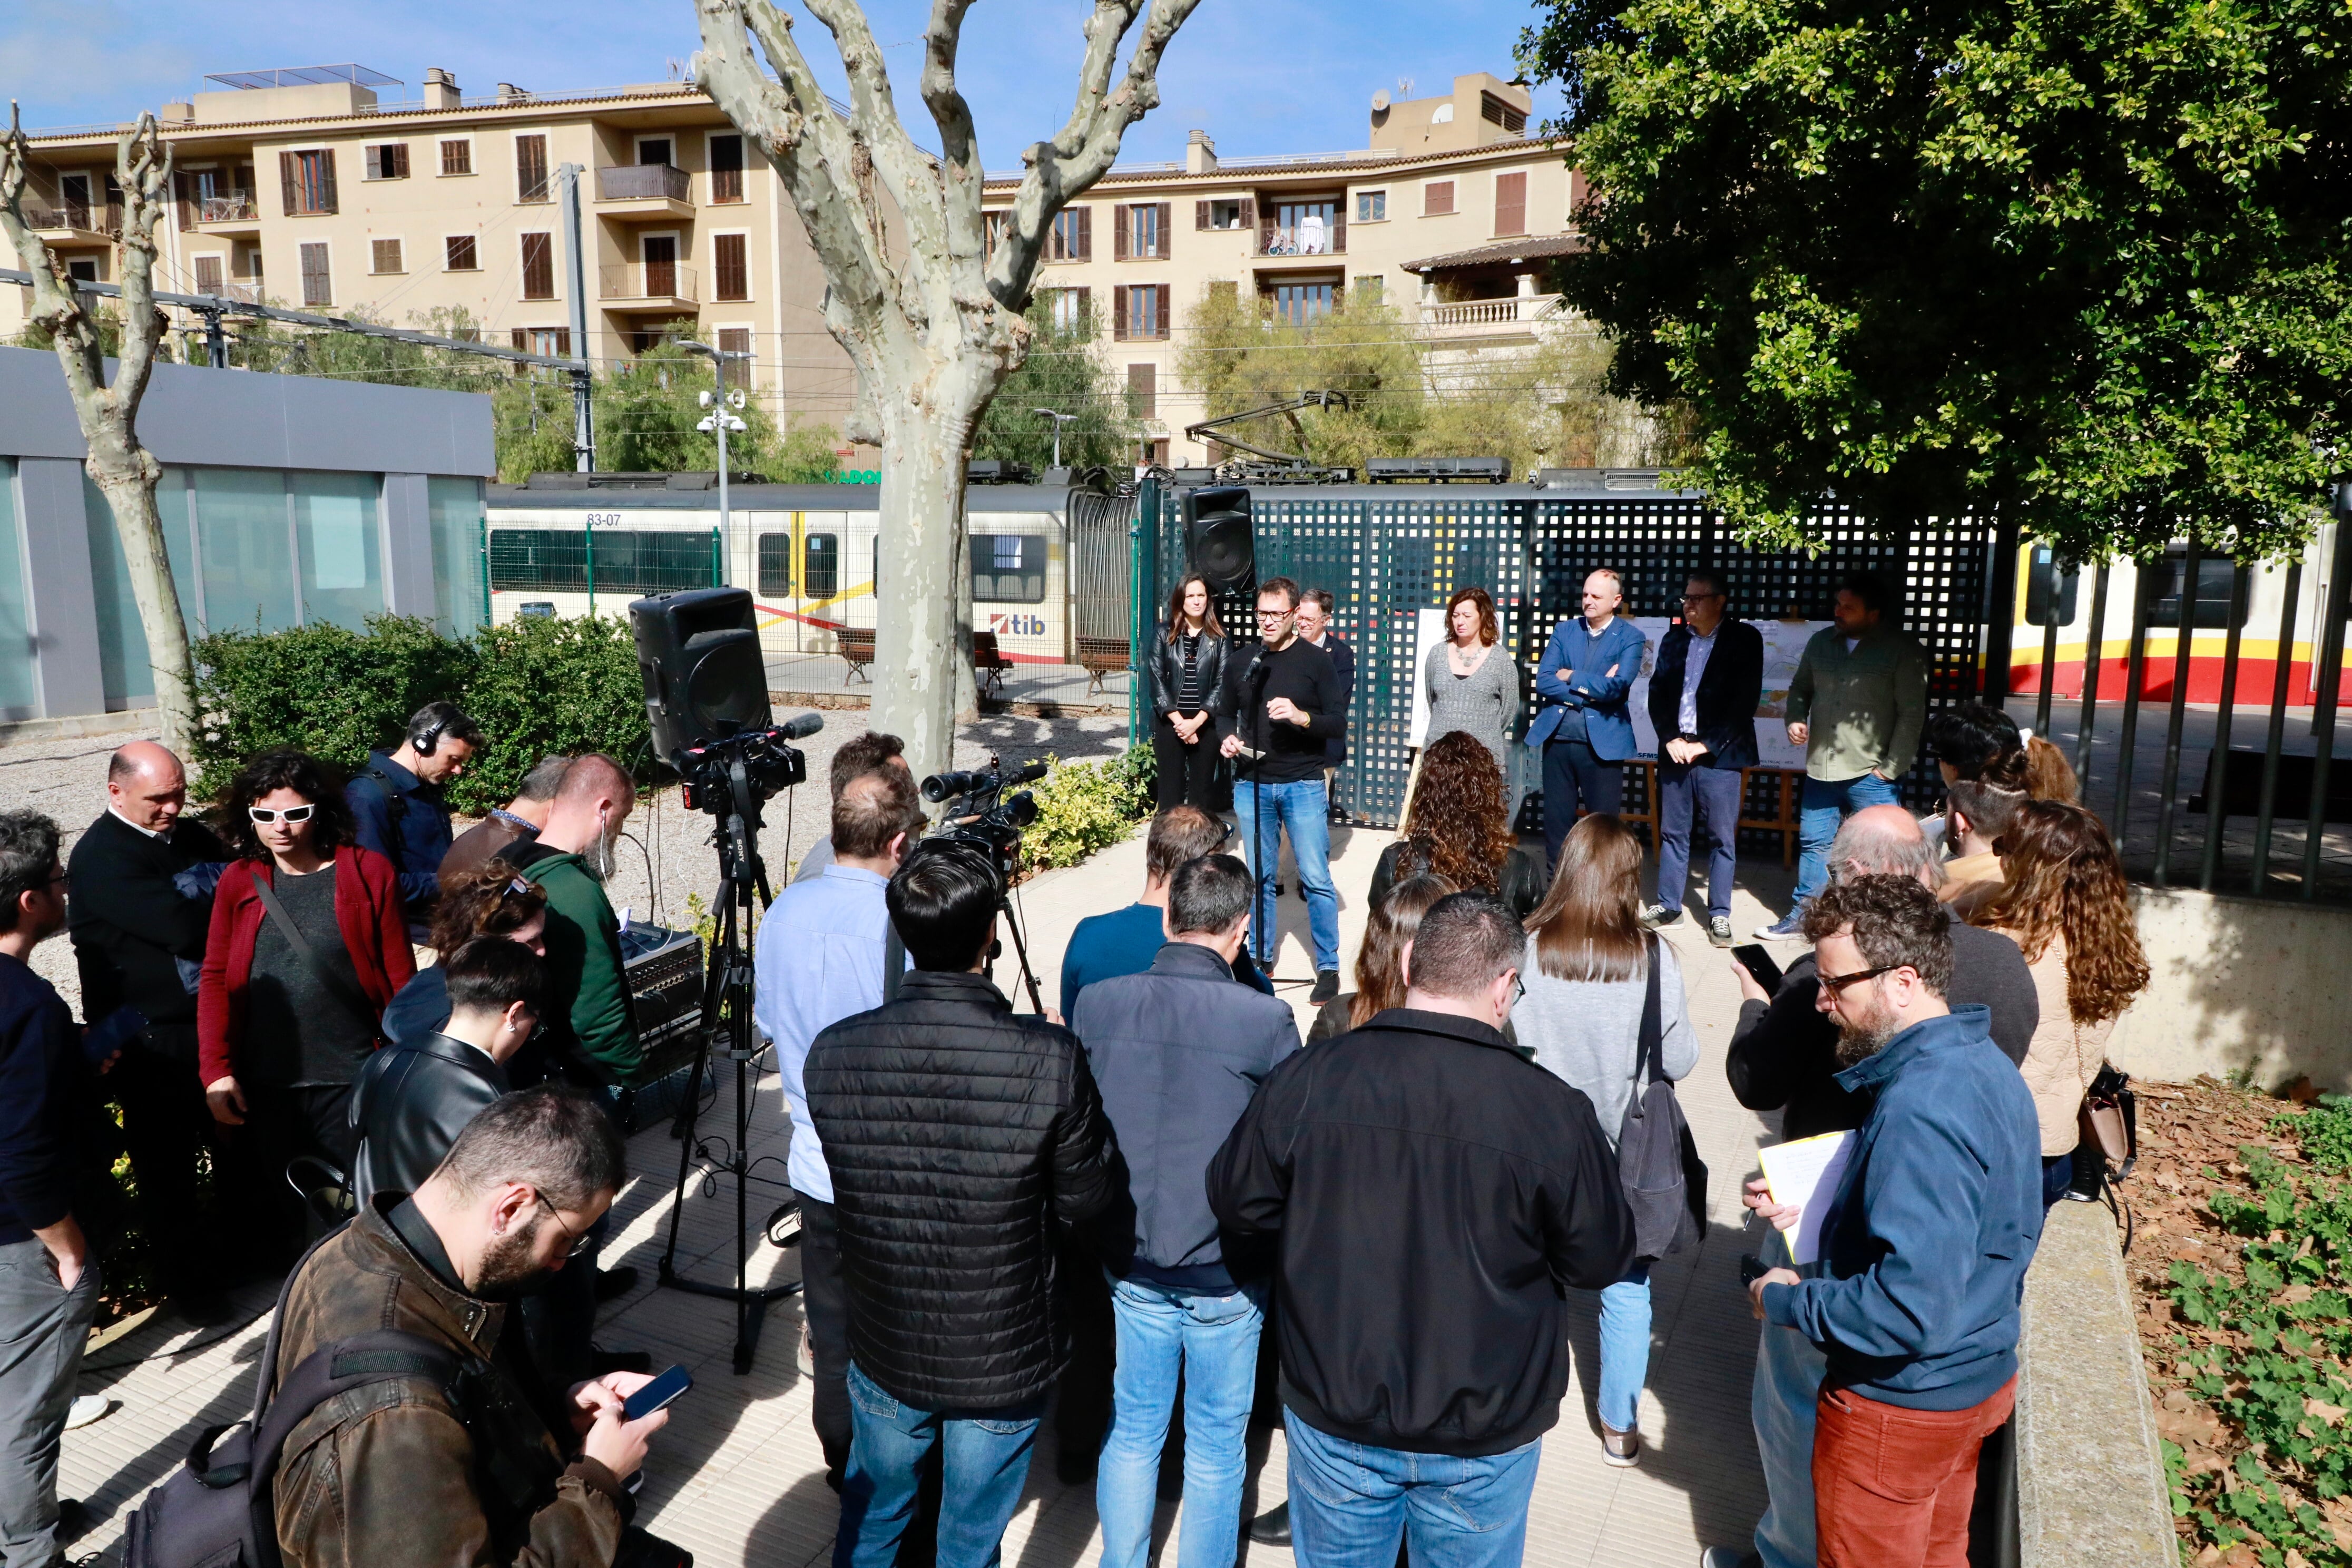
[[1523, 0, 2352, 558], [971, 299, 1140, 472]]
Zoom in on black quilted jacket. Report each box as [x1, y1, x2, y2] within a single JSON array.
[[803, 968, 1120, 1412]]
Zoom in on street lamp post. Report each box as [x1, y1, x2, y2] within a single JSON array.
[[1034, 408, 1077, 473], [681, 339, 752, 582]]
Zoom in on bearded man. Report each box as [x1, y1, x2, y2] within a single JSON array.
[[1742, 875, 2041, 1568]]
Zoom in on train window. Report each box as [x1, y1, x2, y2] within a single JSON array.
[[972, 533, 1045, 603], [805, 533, 839, 600], [2022, 545, 2079, 627], [488, 528, 587, 592], [757, 533, 791, 595], [2141, 548, 2248, 630], [487, 528, 714, 594]]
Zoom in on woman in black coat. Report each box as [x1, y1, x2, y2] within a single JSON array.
[[1146, 574, 1228, 810]]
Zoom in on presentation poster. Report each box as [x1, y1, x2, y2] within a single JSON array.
[[1540, 614, 1826, 768], [1407, 607, 1448, 748]]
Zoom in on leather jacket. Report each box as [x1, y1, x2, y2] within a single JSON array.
[[349, 1033, 509, 1207], [271, 1198, 625, 1568], [1146, 624, 1230, 725]]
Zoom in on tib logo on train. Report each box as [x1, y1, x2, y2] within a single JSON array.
[[989, 612, 1048, 640]]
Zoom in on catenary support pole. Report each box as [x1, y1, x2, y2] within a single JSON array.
[[559, 163, 594, 472]]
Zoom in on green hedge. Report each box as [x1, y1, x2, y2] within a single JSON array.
[[190, 614, 654, 815], [1018, 746, 1156, 873]]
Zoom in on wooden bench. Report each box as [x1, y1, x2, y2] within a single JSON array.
[[1616, 761, 1805, 868], [972, 630, 1013, 699], [836, 627, 874, 682], [1075, 635, 1129, 696]]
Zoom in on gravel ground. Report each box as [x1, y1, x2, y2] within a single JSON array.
[[1, 706, 1130, 1016]]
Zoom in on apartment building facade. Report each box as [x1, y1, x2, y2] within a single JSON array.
[[983, 72, 1585, 466], [4, 64, 857, 433]]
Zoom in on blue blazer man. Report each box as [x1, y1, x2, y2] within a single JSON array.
[[1526, 596, 1648, 869]]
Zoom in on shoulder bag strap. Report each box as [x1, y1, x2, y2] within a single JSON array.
[[367, 766, 408, 828], [1634, 933, 1663, 1094], [248, 868, 384, 1040]]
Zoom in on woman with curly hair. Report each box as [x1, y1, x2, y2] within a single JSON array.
[[198, 750, 412, 1251], [1971, 799, 2148, 1207], [1369, 729, 1546, 918], [1307, 873, 1458, 1044], [380, 860, 550, 1048]]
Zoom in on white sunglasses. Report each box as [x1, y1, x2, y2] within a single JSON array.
[[247, 803, 316, 824]]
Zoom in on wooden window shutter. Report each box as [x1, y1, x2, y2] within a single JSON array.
[[511, 328, 527, 351], [193, 255, 222, 292], [318, 150, 337, 213], [521, 232, 554, 299], [1112, 286, 1128, 341], [1425, 180, 1454, 216], [1333, 203, 1346, 253], [1154, 283, 1171, 338], [1075, 286, 1091, 324], [1195, 199, 1210, 231], [714, 233, 748, 300], [1240, 197, 1255, 230], [393, 143, 410, 178], [279, 152, 298, 216], [371, 238, 402, 273], [365, 145, 382, 180], [1113, 205, 1129, 261], [1076, 205, 1092, 260], [1494, 172, 1527, 236], [555, 328, 571, 358], [1156, 203, 1172, 258]]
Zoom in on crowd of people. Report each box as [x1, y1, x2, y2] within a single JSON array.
[[0, 556, 2162, 1568]]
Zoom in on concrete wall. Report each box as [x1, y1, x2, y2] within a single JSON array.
[[2106, 884, 2352, 1091]]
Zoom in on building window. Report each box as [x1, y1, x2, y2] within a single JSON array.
[[439, 139, 473, 176], [1046, 287, 1091, 333], [370, 238, 404, 275], [1199, 198, 1251, 231], [298, 242, 331, 306], [1479, 92, 1528, 133], [713, 233, 749, 301], [757, 533, 791, 595], [65, 257, 101, 284], [711, 133, 745, 203], [1269, 279, 1335, 327], [192, 255, 223, 292], [445, 234, 479, 271], [363, 143, 410, 180], [637, 138, 673, 168], [1207, 280, 1238, 307], [516, 134, 550, 202], [805, 533, 840, 600], [280, 149, 338, 215], [1494, 171, 1527, 237], [1355, 190, 1387, 222], [972, 535, 1046, 604], [717, 327, 752, 388], [1113, 283, 1170, 341], [1126, 362, 1157, 420], [1118, 202, 1171, 260], [1351, 274, 1384, 304], [1050, 206, 1092, 262], [1266, 200, 1338, 256], [520, 232, 555, 300]]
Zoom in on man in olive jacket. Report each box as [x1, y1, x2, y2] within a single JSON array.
[[807, 840, 1119, 1568], [498, 756, 643, 1090], [270, 1086, 678, 1568]]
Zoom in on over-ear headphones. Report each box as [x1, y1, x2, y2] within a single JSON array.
[[406, 703, 462, 758]]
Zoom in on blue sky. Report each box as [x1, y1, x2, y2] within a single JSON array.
[[3, 0, 1564, 164]]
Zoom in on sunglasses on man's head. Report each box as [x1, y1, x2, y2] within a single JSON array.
[[247, 804, 316, 824]]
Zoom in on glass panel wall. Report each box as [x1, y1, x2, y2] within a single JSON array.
[[0, 462, 34, 717], [194, 468, 299, 633], [292, 472, 384, 631], [83, 471, 156, 706], [426, 476, 487, 635]]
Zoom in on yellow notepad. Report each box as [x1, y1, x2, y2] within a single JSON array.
[[1758, 1129, 1856, 1267]]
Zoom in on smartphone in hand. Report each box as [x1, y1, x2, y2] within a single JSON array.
[[1731, 944, 1784, 994], [622, 1364, 693, 1422]]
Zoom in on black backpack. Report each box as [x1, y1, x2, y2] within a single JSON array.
[[122, 1231, 469, 1568], [1615, 936, 1709, 1261]]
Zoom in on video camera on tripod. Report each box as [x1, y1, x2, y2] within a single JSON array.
[[921, 758, 1047, 884]]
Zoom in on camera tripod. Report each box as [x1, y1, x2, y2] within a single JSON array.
[[656, 752, 799, 1375]]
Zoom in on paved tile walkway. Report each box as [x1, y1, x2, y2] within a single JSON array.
[[57, 823, 1802, 1568]]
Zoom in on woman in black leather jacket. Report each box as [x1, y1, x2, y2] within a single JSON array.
[[1147, 575, 1228, 809]]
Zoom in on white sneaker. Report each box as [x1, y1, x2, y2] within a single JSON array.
[[64, 1394, 111, 1430]]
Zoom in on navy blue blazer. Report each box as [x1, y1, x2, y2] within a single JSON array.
[[1647, 620, 1765, 769], [1525, 616, 1647, 761]]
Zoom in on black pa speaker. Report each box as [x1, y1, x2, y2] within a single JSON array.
[[630, 587, 774, 762], [1183, 486, 1256, 592]]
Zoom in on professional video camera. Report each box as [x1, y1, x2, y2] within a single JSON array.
[[672, 716, 819, 818], [920, 757, 1047, 882]]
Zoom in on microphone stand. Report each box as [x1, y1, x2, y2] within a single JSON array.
[[1244, 652, 1275, 971]]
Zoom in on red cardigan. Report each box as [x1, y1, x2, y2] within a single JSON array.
[[197, 845, 415, 1089]]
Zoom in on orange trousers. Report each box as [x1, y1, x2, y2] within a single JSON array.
[[1813, 1376, 2017, 1568]]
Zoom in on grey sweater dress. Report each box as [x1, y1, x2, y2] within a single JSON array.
[[1510, 934, 1698, 1141], [1422, 641, 1522, 767]]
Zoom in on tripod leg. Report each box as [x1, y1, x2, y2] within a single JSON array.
[[659, 878, 734, 1282], [999, 896, 1045, 1014]]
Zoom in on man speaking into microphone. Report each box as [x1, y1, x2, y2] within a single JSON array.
[[1216, 576, 1346, 1003]]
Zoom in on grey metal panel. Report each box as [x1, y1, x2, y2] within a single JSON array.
[[16, 458, 106, 720], [0, 347, 494, 476], [380, 473, 435, 618]]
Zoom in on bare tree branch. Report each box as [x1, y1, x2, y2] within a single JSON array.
[[111, 116, 173, 408], [920, 0, 987, 275]]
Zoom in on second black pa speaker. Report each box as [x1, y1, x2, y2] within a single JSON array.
[[630, 586, 775, 761], [1183, 486, 1256, 592]]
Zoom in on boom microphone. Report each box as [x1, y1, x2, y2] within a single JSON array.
[[775, 712, 826, 741]]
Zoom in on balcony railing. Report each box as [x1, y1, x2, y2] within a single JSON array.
[[1424, 292, 1564, 328], [198, 192, 255, 223], [22, 199, 99, 232], [596, 163, 691, 203], [600, 262, 698, 302], [1258, 223, 1342, 258]]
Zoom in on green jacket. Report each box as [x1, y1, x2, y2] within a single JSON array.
[[517, 852, 645, 1087], [1785, 624, 1929, 782]]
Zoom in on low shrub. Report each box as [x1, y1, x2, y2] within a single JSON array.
[[452, 613, 654, 814], [1018, 745, 1156, 873]]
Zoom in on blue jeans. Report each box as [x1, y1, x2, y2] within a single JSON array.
[[1790, 772, 1903, 905], [1232, 776, 1338, 972], [1096, 1275, 1266, 1568], [1655, 760, 1742, 920], [1751, 1233, 1826, 1568], [1283, 1409, 1542, 1568], [1596, 1262, 1653, 1432], [834, 1361, 1044, 1568]]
